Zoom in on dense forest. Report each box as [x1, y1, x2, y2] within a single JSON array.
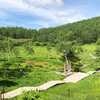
[[0, 16, 100, 45]]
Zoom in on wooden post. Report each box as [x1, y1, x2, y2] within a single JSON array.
[[64, 51, 72, 76], [1, 87, 5, 100], [0, 91, 2, 100]]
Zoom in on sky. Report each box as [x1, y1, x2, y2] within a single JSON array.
[[0, 0, 100, 29]]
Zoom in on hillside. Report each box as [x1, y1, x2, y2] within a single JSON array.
[[38, 16, 100, 44], [0, 16, 100, 100], [0, 16, 100, 45]]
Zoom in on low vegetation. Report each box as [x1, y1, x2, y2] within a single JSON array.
[[0, 16, 100, 99], [10, 73, 100, 100]]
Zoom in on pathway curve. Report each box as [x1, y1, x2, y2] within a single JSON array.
[[1, 71, 95, 99]]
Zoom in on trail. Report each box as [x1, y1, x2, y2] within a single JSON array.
[[1, 71, 95, 99]]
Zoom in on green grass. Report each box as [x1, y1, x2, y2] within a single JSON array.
[[0, 43, 100, 100], [0, 45, 64, 92], [80, 44, 99, 72], [3, 68, 63, 92], [12, 73, 100, 100]]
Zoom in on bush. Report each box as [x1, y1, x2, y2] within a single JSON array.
[[16, 91, 40, 100], [34, 42, 42, 46], [73, 66, 81, 72], [73, 63, 82, 72], [96, 38, 100, 45]]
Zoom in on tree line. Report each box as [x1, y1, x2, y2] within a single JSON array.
[[0, 17, 100, 45]]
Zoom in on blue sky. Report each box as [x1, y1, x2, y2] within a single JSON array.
[[0, 0, 100, 29]]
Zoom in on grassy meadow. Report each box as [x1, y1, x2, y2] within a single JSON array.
[[0, 17, 100, 100], [0, 41, 99, 98], [11, 73, 100, 100], [0, 44, 64, 92]]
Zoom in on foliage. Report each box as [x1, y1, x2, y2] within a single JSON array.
[[0, 17, 100, 45], [96, 38, 100, 45], [0, 46, 63, 92], [0, 16, 100, 98], [11, 73, 100, 100], [57, 42, 81, 72], [19, 91, 40, 100], [95, 46, 100, 67]]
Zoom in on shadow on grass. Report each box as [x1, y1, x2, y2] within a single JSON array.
[[0, 80, 18, 87], [0, 67, 31, 79]]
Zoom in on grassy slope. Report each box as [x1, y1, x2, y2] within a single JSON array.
[[1, 44, 100, 99], [39, 73, 100, 100], [0, 46, 64, 92], [80, 44, 99, 72], [12, 72, 100, 100], [9, 44, 100, 100]]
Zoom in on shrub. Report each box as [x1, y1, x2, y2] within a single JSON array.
[[96, 38, 100, 45], [34, 42, 42, 46], [16, 91, 40, 100]]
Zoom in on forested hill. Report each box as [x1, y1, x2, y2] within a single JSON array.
[[0, 16, 100, 44]]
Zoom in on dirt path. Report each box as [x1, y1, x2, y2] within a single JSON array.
[[1, 71, 95, 99]]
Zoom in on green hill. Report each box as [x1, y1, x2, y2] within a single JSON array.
[[0, 16, 100, 45], [0, 16, 100, 100]]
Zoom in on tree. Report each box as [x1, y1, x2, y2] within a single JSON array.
[[57, 42, 81, 75]]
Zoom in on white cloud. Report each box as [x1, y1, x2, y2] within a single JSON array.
[[25, 0, 64, 7], [0, 0, 86, 28]]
